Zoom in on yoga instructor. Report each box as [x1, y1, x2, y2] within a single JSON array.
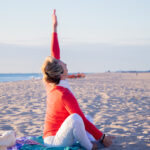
[[42, 10, 114, 150]]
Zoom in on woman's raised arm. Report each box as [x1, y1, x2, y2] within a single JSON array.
[[51, 9, 60, 59]]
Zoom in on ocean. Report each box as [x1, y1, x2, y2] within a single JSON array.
[[0, 73, 43, 82]]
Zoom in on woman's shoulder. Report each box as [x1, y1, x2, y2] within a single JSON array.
[[55, 86, 70, 93], [53, 86, 73, 98], [45, 82, 72, 96]]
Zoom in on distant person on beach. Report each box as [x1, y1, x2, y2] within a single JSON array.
[[41, 10, 114, 150]]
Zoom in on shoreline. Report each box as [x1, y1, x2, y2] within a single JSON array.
[[0, 72, 150, 83]]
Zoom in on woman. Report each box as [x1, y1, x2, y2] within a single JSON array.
[[42, 10, 114, 150]]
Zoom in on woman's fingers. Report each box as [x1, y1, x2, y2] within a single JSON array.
[[105, 135, 115, 140], [53, 9, 56, 14], [52, 9, 57, 30], [108, 136, 116, 139]]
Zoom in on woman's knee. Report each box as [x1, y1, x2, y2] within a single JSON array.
[[69, 113, 83, 124]]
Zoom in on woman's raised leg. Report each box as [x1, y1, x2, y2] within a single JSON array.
[[44, 113, 93, 150]]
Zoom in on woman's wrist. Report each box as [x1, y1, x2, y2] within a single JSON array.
[[52, 26, 57, 33], [99, 134, 105, 144]]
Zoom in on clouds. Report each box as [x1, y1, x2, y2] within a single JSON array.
[[61, 43, 150, 72], [0, 42, 150, 73]]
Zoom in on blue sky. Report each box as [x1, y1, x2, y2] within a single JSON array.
[[0, 0, 150, 73]]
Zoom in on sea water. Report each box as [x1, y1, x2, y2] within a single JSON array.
[[0, 73, 42, 82]]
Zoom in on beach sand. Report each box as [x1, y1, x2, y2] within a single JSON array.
[[0, 73, 150, 149]]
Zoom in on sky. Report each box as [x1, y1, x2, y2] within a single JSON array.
[[0, 0, 150, 73]]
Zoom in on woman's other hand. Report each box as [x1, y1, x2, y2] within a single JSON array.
[[103, 135, 115, 147]]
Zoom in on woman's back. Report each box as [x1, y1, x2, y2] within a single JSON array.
[[43, 86, 72, 138]]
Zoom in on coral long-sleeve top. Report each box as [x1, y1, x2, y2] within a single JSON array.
[[51, 32, 60, 59], [43, 84, 103, 140]]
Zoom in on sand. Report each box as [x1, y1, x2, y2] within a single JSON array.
[[0, 73, 150, 150]]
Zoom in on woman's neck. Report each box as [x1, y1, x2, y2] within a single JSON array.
[[45, 82, 56, 90]]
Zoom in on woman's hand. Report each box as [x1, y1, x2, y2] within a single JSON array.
[[103, 135, 115, 147], [52, 9, 57, 32]]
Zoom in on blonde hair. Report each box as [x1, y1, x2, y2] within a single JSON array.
[[41, 56, 64, 84]]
